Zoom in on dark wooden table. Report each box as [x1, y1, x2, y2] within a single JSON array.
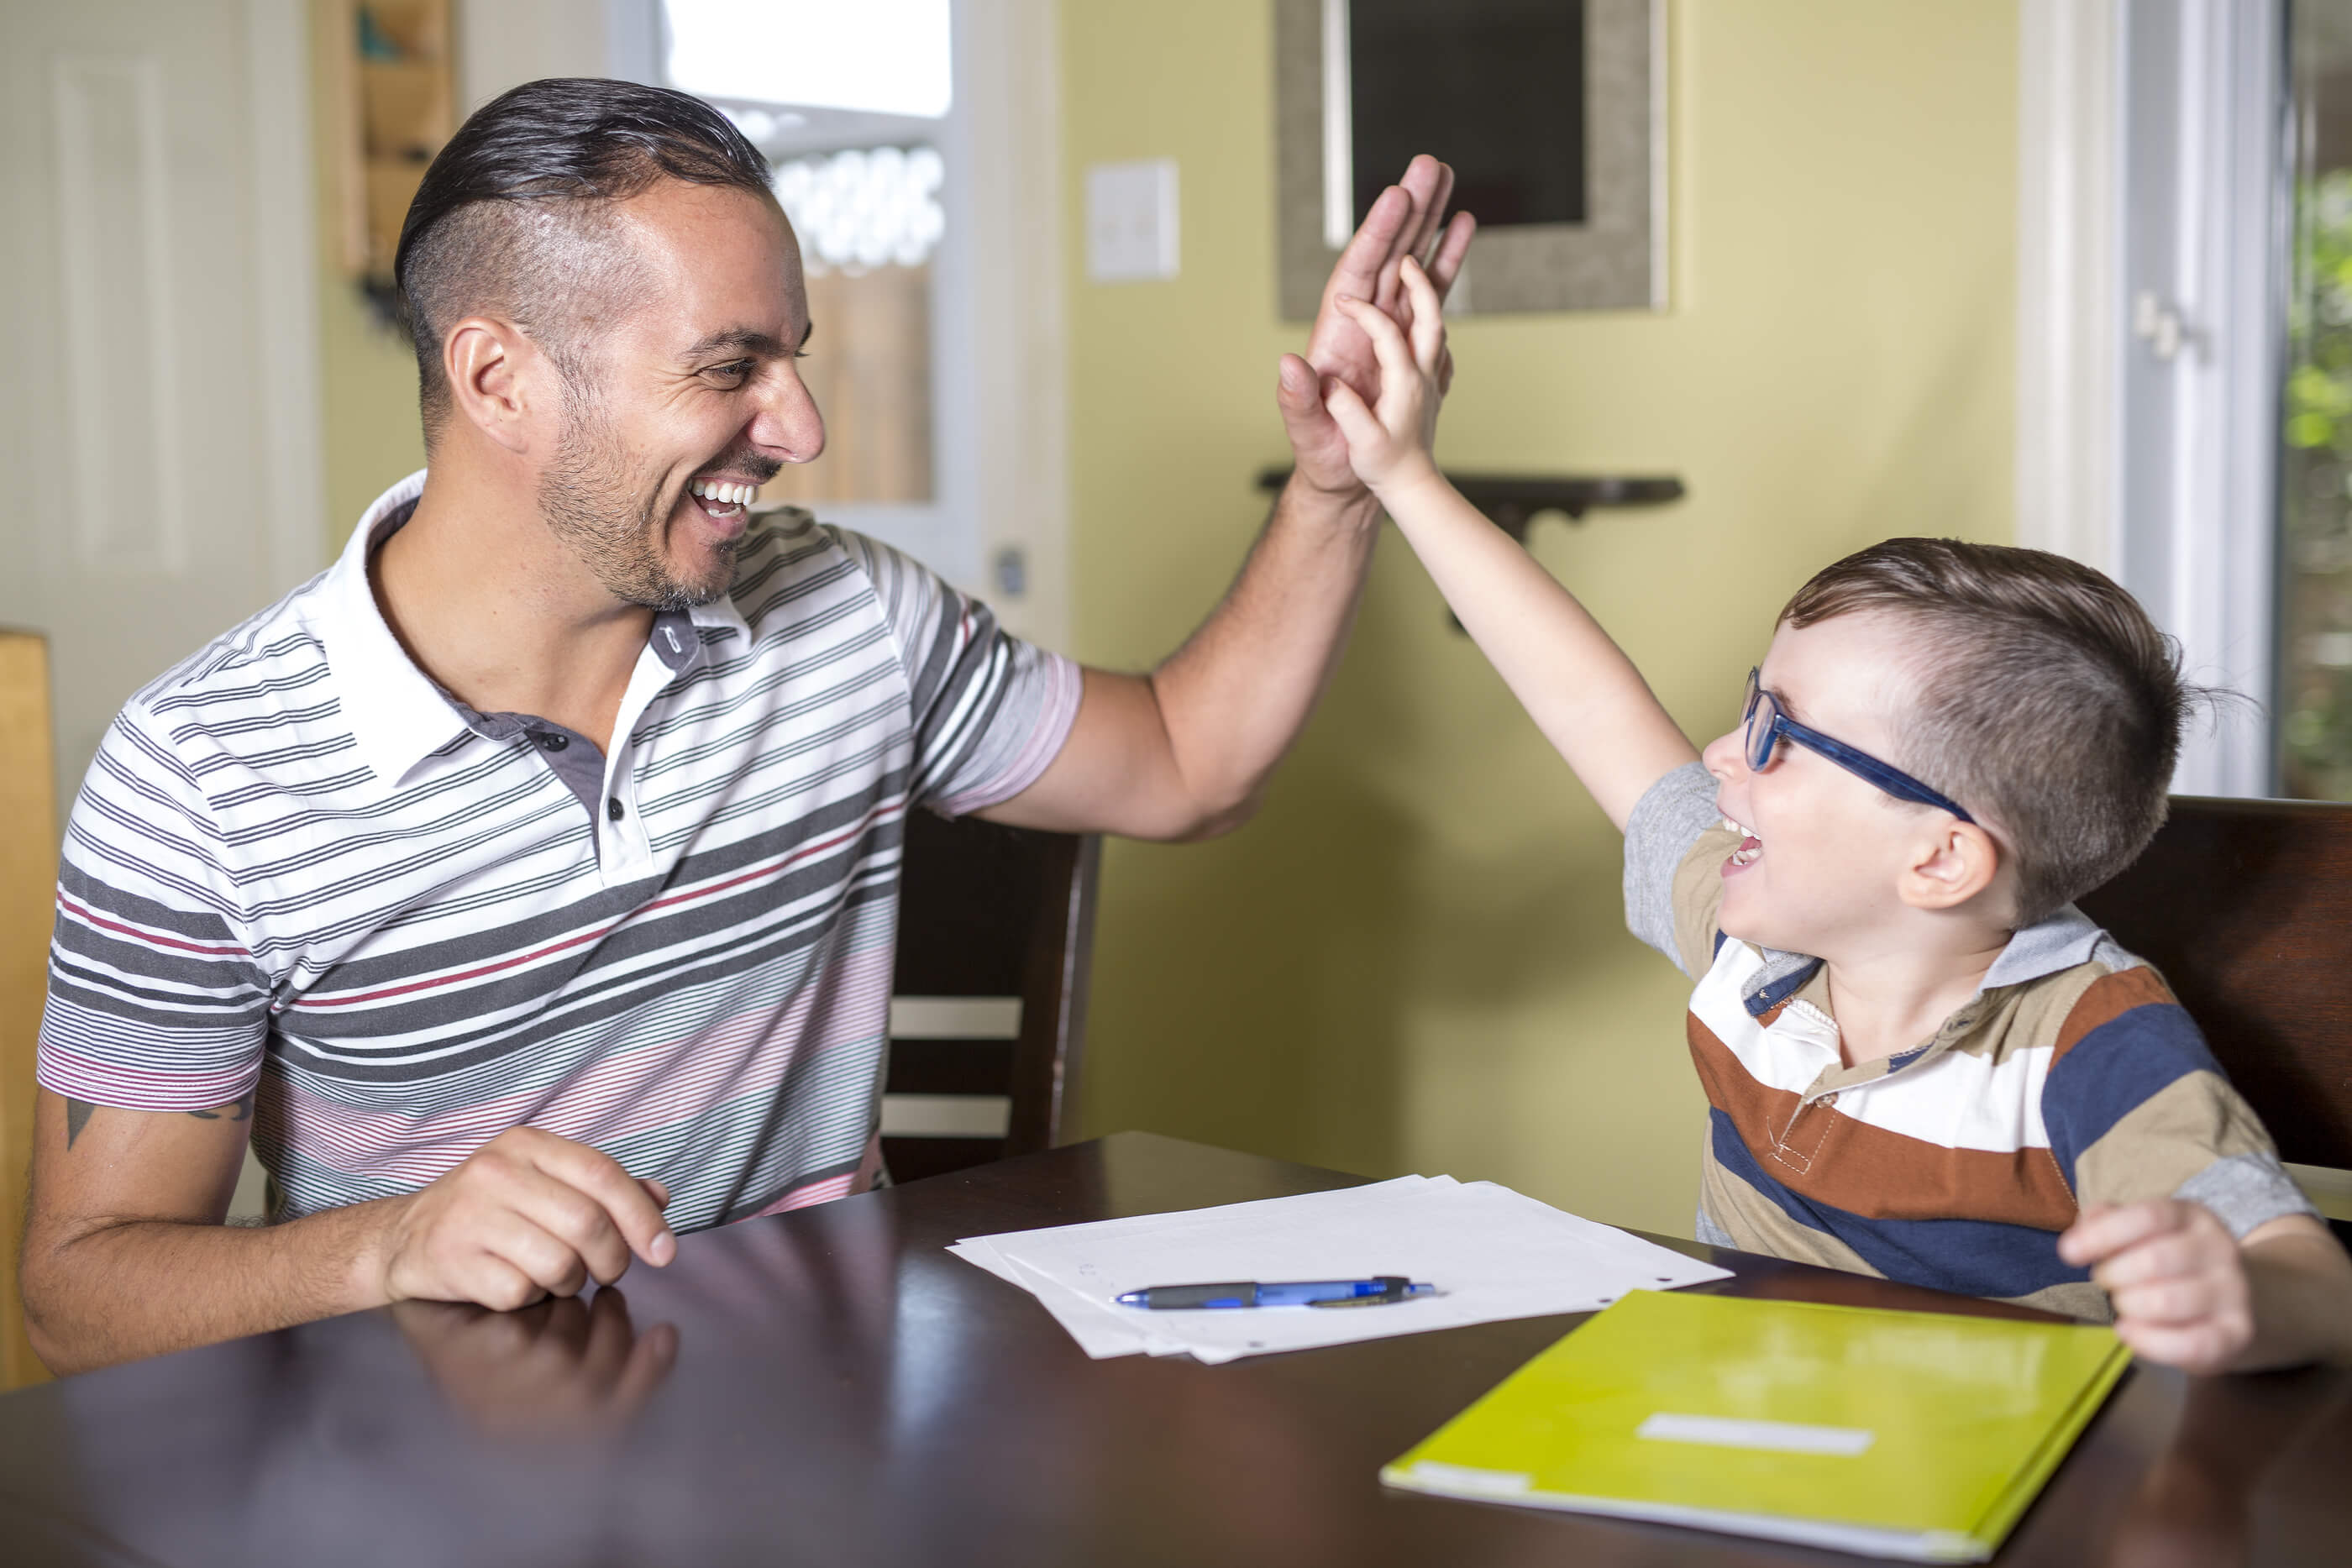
[[1, 1131, 2346, 1566]]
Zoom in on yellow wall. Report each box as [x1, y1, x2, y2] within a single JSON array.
[[312, 0, 429, 548], [1059, 1, 2018, 1234]]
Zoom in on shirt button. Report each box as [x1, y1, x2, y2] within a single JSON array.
[[1820, 1093, 1839, 1108], [538, 732, 569, 752], [607, 796, 625, 822]]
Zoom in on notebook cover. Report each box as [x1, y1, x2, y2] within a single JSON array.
[[1382, 1289, 2129, 1562]]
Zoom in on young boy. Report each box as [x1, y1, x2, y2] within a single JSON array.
[[1315, 258, 2352, 1373]]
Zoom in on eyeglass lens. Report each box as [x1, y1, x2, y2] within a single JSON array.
[[1741, 669, 1776, 771]]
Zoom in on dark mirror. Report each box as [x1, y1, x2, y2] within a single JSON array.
[[1277, 0, 1662, 317], [1347, 0, 1588, 229]]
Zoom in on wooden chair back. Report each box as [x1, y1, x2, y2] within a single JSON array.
[[882, 811, 1100, 1184], [1, 632, 58, 1389], [2077, 795, 2352, 1172]]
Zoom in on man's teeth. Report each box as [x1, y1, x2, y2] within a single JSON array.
[[1722, 816, 1763, 866], [689, 479, 756, 507]]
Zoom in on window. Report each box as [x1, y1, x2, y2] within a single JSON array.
[[662, 1, 953, 517]]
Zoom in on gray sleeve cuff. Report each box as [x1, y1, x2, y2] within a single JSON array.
[[2174, 1152, 2323, 1240], [1622, 760, 1720, 972]]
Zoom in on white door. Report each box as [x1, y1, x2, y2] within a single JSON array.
[[0, 0, 325, 815]]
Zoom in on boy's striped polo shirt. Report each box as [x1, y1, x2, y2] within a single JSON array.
[[1622, 762, 2316, 1319], [37, 472, 1080, 1231]]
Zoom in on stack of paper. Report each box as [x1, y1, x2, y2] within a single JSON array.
[[949, 1175, 1731, 1364]]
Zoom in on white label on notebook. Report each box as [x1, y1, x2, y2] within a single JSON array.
[[1635, 1413, 1876, 1457]]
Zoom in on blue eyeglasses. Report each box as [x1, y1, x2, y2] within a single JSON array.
[[1741, 668, 1975, 824]]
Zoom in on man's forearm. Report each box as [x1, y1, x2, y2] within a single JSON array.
[[25, 1202, 392, 1376], [1142, 476, 1383, 831]]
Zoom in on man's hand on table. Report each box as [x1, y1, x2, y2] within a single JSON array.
[[373, 1126, 677, 1311], [1277, 152, 1476, 500]]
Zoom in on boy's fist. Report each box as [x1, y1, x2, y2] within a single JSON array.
[[2058, 1198, 2254, 1374]]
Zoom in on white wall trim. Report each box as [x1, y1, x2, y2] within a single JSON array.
[[246, 0, 329, 592], [959, 0, 1070, 651], [2015, 0, 2123, 575], [2169, 0, 2284, 796]]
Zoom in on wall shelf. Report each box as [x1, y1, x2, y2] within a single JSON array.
[[1253, 468, 1684, 543], [1254, 467, 1686, 630]]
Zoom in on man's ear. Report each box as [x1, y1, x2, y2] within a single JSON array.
[[1898, 819, 2003, 915], [443, 317, 552, 455]]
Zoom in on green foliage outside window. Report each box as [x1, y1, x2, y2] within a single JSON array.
[[2280, 171, 2352, 798]]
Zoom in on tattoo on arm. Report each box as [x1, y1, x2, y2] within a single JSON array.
[[61, 1093, 253, 1151]]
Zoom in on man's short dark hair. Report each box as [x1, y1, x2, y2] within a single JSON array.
[[394, 77, 773, 440], [1779, 539, 2197, 925]]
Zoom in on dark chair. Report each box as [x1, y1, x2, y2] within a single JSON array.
[[2077, 796, 2352, 1240], [881, 810, 1100, 1184]]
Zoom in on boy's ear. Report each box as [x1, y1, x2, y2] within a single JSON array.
[[1897, 819, 2003, 915]]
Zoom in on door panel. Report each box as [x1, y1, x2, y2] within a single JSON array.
[[0, 0, 318, 813]]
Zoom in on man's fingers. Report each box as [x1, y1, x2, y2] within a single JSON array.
[[507, 1167, 634, 1285], [639, 1176, 671, 1209], [478, 1209, 594, 1300], [1402, 154, 1456, 267], [1276, 352, 1322, 411], [459, 1248, 554, 1314], [525, 1137, 676, 1267], [1399, 257, 1445, 375], [1326, 183, 1410, 307], [1428, 211, 1478, 299]]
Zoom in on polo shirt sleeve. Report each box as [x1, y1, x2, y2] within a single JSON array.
[[2040, 965, 2318, 1238], [1621, 759, 1741, 978], [36, 709, 273, 1112], [830, 527, 1083, 817]]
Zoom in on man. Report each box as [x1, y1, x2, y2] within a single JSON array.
[[21, 79, 1473, 1373]]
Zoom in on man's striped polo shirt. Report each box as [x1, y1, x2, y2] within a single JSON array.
[[1623, 762, 2316, 1319], [37, 471, 1081, 1230]]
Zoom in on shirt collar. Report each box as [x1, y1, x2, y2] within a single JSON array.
[[311, 470, 751, 789], [1736, 904, 2107, 1025], [312, 471, 470, 790]]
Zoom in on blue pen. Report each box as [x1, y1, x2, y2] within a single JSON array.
[[1114, 1276, 1436, 1309]]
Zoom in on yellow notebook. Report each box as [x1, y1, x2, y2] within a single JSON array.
[[1382, 1288, 2129, 1563]]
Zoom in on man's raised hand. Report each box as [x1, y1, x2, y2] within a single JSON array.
[[373, 1125, 676, 1312], [1278, 154, 1476, 496]]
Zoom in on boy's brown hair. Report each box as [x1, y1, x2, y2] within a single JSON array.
[[1779, 538, 2193, 925]]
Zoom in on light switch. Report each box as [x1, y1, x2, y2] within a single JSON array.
[[1085, 159, 1179, 282]]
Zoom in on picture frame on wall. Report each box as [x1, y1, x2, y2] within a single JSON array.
[[1274, 0, 1666, 318]]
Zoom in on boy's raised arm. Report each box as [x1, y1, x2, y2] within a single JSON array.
[[1324, 261, 1698, 830]]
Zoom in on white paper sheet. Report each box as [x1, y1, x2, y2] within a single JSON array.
[[951, 1176, 1731, 1363]]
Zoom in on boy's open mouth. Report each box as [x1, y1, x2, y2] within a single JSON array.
[[1721, 815, 1763, 868]]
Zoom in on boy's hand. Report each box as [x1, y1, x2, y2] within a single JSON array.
[[1321, 254, 1448, 495], [2059, 1199, 2253, 1373]]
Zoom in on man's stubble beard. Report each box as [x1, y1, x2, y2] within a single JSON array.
[[537, 382, 739, 613]]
